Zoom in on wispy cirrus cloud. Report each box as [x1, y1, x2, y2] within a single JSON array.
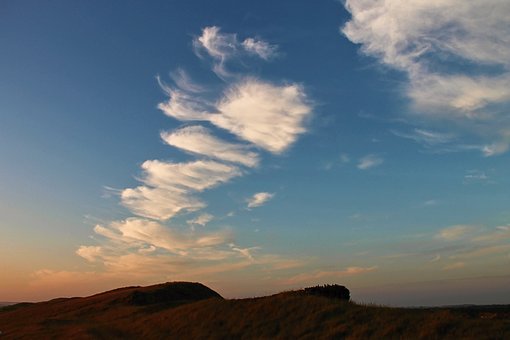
[[247, 192, 275, 209], [187, 213, 214, 228], [391, 129, 455, 147], [357, 154, 383, 170], [343, 0, 510, 156], [72, 26, 313, 287], [436, 225, 475, 241], [121, 160, 241, 221], [463, 169, 490, 184], [159, 78, 312, 154], [242, 38, 278, 60], [193, 26, 278, 78], [161, 126, 259, 167]]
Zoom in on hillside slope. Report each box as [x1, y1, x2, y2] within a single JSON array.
[[1, 282, 509, 339]]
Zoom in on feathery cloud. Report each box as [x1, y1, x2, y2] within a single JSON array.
[[436, 225, 475, 241], [391, 129, 455, 147], [121, 160, 241, 220], [242, 38, 278, 60], [169, 68, 206, 93], [76, 246, 102, 263], [187, 213, 214, 227], [193, 26, 278, 77], [75, 26, 313, 285], [247, 192, 275, 208], [343, 0, 510, 155], [161, 126, 259, 167], [357, 154, 383, 170], [159, 78, 312, 154]]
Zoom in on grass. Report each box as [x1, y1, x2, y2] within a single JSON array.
[[1, 282, 509, 339]]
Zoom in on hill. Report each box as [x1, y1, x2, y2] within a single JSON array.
[[1, 282, 509, 339]]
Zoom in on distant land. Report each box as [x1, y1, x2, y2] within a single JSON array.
[[1, 282, 509, 339]]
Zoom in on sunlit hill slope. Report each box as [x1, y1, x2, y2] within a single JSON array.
[[1, 282, 509, 339]]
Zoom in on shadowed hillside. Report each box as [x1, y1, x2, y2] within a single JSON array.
[[1, 282, 509, 339]]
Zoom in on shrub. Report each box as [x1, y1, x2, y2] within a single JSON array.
[[303, 284, 350, 301]]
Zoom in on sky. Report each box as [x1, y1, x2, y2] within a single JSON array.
[[1, 0, 509, 306]]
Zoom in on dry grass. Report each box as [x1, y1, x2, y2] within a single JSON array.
[[1, 282, 509, 339]]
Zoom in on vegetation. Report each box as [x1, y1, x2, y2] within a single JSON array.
[[301, 284, 350, 301], [0, 282, 509, 339]]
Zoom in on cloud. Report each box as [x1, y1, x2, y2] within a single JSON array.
[[472, 226, 510, 243], [212, 80, 312, 153], [497, 225, 510, 232], [247, 192, 275, 208], [159, 78, 313, 154], [83, 218, 233, 257], [443, 262, 466, 271], [169, 68, 206, 93], [73, 27, 313, 288], [343, 0, 510, 155], [463, 169, 490, 184], [340, 153, 350, 163], [187, 213, 214, 227], [242, 38, 278, 60], [357, 154, 383, 170], [161, 126, 259, 167], [436, 225, 475, 241], [450, 244, 510, 260], [76, 246, 102, 263], [282, 266, 377, 285], [193, 26, 278, 77], [391, 129, 455, 147], [423, 200, 438, 207], [121, 160, 241, 220], [230, 244, 260, 261]]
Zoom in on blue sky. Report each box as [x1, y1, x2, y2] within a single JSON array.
[[1, 0, 509, 306]]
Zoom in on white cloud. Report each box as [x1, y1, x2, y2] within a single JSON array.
[[343, 0, 510, 155], [157, 87, 212, 121], [77, 218, 252, 271], [247, 192, 275, 208], [121, 160, 241, 220], [391, 129, 455, 146], [76, 246, 102, 263], [159, 78, 313, 154], [74, 27, 313, 287], [357, 154, 383, 170], [187, 213, 214, 227], [242, 38, 278, 60], [212, 80, 312, 153], [463, 169, 490, 183], [230, 244, 260, 261], [436, 225, 474, 241], [193, 26, 278, 78], [169, 68, 206, 93], [161, 126, 259, 167]]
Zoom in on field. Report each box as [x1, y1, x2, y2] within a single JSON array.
[[1, 282, 509, 339]]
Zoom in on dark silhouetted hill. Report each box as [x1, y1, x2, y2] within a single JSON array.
[[1, 282, 509, 339]]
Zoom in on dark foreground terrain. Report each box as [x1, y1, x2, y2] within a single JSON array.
[[1, 282, 509, 339]]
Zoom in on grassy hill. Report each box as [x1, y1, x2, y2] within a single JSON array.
[[1, 282, 509, 339]]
